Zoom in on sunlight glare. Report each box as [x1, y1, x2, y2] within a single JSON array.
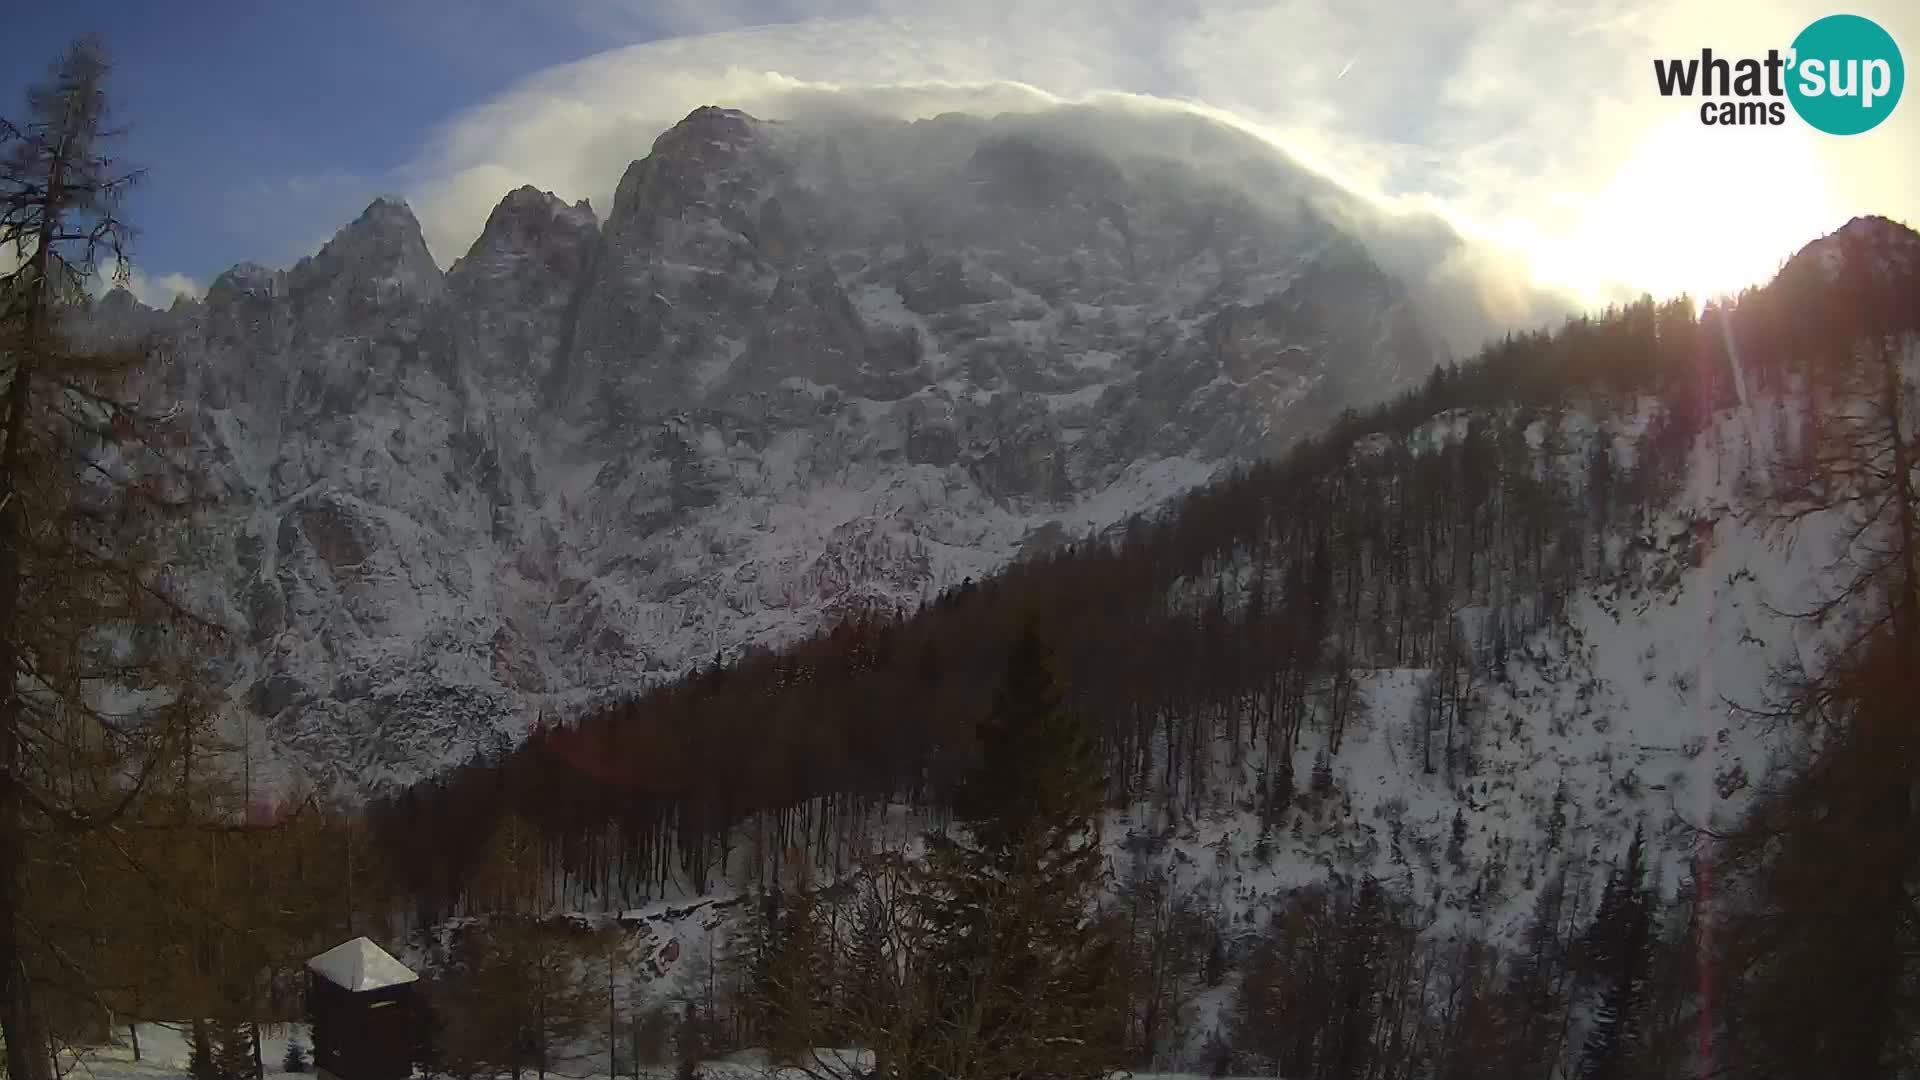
[[1526, 114, 1840, 309]]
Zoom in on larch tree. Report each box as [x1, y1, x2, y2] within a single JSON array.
[[1, 35, 223, 1080]]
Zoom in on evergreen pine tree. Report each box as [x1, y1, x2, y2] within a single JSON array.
[[283, 1040, 308, 1074], [1263, 753, 1294, 826], [738, 884, 780, 1044], [761, 861, 830, 1063], [673, 1004, 704, 1080], [189, 1020, 218, 1080], [1502, 861, 1570, 1080], [1327, 878, 1387, 1080], [414, 993, 447, 1080], [1199, 1028, 1231, 1078], [629, 1008, 671, 1072], [1204, 930, 1228, 988], [213, 1020, 258, 1080], [1577, 825, 1651, 1080], [1310, 754, 1335, 798], [1227, 912, 1287, 1071], [912, 618, 1123, 1080]]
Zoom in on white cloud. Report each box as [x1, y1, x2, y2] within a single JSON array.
[[82, 265, 203, 308], [3, 228, 201, 308], [391, 0, 1919, 316], [125, 269, 203, 308]]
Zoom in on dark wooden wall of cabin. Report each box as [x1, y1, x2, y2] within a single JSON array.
[[306, 974, 417, 1080]]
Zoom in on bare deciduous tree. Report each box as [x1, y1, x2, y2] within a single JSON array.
[[1, 36, 224, 1079]]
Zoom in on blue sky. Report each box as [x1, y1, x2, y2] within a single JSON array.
[[6, 1, 688, 286], [9, 0, 1918, 310]]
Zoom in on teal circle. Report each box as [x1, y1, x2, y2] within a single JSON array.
[[1787, 14, 1904, 135]]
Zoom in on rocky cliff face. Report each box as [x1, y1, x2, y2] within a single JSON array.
[[132, 103, 1457, 793]]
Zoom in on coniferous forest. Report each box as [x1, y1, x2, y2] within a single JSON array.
[[6, 30, 1920, 1080]]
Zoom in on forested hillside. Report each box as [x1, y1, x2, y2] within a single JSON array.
[[358, 215, 1920, 1078]]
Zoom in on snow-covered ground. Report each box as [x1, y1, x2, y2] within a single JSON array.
[[68, 1030, 1247, 1080], [64, 1024, 311, 1080]]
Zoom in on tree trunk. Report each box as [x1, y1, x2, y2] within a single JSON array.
[[1878, 333, 1918, 653], [0, 131, 57, 1080]]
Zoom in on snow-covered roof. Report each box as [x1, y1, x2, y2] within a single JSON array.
[[305, 937, 418, 992]]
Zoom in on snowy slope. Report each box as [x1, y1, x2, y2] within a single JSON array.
[[445, 385, 1843, 1070], [1155, 392, 1837, 907]]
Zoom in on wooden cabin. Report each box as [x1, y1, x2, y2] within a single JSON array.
[[304, 937, 419, 1080]]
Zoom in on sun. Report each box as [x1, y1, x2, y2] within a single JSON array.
[[1527, 114, 1841, 309]]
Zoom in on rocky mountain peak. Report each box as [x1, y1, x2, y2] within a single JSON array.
[[70, 285, 161, 353], [448, 186, 601, 392], [455, 187, 599, 269], [94, 285, 145, 317], [449, 189, 598, 288], [606, 106, 769, 229], [136, 101, 1501, 794], [566, 107, 792, 419], [1788, 213, 1920, 286], [210, 261, 279, 297], [652, 104, 758, 159], [289, 197, 444, 312]]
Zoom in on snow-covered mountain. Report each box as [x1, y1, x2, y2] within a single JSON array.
[[118, 103, 1503, 793]]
